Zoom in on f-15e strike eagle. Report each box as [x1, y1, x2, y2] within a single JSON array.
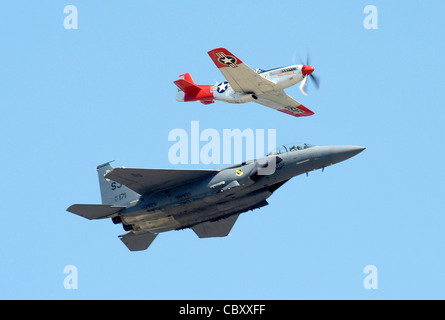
[[67, 143, 364, 251]]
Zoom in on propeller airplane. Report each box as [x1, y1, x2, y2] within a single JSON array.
[[174, 47, 320, 118]]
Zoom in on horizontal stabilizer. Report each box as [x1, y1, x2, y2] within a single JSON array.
[[119, 231, 158, 251], [67, 204, 125, 220], [192, 214, 239, 238], [174, 79, 202, 96]]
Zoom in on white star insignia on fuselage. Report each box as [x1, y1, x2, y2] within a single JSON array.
[[216, 81, 228, 93]]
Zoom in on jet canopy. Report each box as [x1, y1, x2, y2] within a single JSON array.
[[267, 142, 314, 155]]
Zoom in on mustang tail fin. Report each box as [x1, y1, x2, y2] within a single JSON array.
[[96, 161, 141, 207], [174, 73, 214, 104], [179, 72, 195, 84]]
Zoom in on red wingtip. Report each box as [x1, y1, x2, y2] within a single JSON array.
[[208, 47, 243, 68], [279, 104, 314, 117]]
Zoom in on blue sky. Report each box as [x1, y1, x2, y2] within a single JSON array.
[[0, 1, 444, 299]]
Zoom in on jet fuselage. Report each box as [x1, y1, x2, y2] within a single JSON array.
[[118, 145, 365, 234]]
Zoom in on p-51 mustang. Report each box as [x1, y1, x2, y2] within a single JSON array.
[[174, 47, 320, 118], [67, 144, 364, 251]]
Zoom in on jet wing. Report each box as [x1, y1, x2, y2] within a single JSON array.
[[192, 214, 239, 238], [104, 168, 219, 195], [191, 198, 270, 238], [208, 47, 276, 94], [255, 90, 315, 117]]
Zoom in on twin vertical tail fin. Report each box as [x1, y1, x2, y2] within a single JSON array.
[[96, 161, 141, 207], [66, 161, 139, 221], [67, 162, 158, 251], [97, 162, 159, 251], [173, 73, 214, 105]]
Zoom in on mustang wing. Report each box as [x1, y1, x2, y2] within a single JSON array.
[[208, 47, 276, 94], [254, 90, 315, 117], [104, 168, 220, 195]]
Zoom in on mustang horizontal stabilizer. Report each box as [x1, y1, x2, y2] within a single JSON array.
[[104, 168, 220, 195], [67, 204, 125, 220], [174, 79, 202, 96], [192, 214, 239, 238], [119, 231, 158, 251]]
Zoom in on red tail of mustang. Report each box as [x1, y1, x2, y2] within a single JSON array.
[[174, 73, 214, 105]]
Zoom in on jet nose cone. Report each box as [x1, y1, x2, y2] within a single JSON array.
[[302, 65, 315, 76], [329, 145, 366, 164]]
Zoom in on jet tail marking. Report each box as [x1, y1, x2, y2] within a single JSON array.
[[97, 162, 141, 207]]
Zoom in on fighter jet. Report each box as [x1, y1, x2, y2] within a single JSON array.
[[67, 144, 365, 251], [174, 47, 320, 118]]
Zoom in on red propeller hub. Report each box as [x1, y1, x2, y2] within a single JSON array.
[[302, 65, 315, 76]]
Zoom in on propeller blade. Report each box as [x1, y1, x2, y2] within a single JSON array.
[[299, 76, 308, 96], [293, 51, 321, 95], [310, 74, 321, 90]]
